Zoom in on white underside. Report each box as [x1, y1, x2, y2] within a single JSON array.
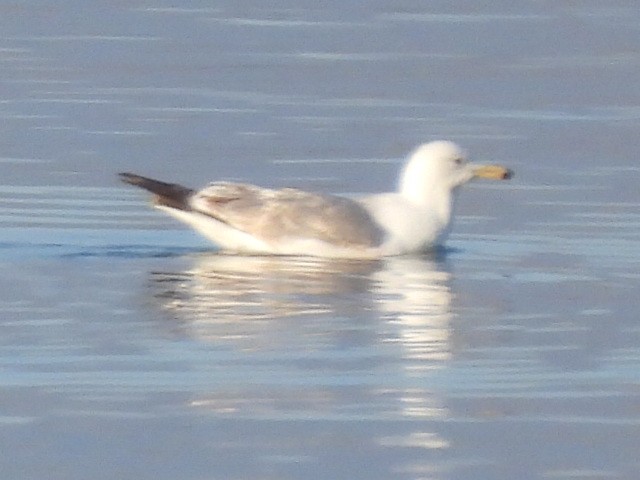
[[158, 206, 272, 253], [157, 206, 386, 258], [358, 193, 449, 255]]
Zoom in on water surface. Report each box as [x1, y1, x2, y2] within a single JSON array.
[[1, 2, 640, 479]]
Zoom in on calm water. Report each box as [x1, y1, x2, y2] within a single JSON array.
[[1, 2, 640, 479]]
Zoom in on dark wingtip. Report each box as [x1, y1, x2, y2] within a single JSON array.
[[503, 169, 514, 180], [117, 172, 194, 211], [119, 172, 147, 186]]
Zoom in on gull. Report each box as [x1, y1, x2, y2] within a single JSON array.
[[119, 141, 512, 258]]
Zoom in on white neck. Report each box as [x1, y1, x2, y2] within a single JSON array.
[[398, 158, 455, 229]]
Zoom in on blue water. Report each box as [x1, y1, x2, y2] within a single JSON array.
[[1, 2, 640, 479]]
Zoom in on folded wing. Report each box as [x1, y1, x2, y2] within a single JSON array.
[[191, 182, 385, 248]]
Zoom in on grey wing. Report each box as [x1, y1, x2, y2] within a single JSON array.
[[191, 183, 385, 248]]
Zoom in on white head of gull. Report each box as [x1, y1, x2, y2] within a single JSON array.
[[119, 140, 512, 258]]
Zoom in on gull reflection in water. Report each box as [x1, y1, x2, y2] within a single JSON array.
[[151, 253, 453, 424]]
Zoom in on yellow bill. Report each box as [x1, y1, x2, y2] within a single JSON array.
[[473, 164, 513, 180]]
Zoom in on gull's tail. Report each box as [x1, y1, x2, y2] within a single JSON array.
[[118, 172, 194, 211]]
